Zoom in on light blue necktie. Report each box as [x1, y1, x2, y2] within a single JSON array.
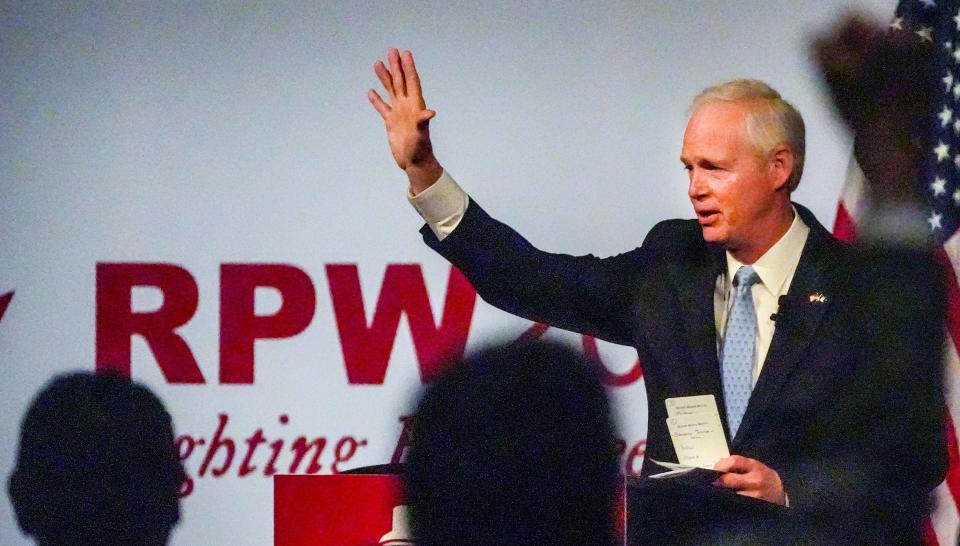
[[721, 265, 761, 439]]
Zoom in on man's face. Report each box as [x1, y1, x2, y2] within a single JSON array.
[[680, 100, 784, 257]]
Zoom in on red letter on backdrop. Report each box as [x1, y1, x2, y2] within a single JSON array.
[[96, 263, 204, 383], [0, 291, 14, 323], [220, 264, 316, 384], [326, 264, 476, 384]]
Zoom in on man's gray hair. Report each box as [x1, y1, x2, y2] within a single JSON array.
[[692, 79, 806, 191]]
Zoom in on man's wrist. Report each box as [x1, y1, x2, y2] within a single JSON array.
[[406, 156, 444, 195], [407, 170, 469, 241]]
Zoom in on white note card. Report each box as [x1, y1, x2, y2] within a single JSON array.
[[662, 394, 729, 469], [666, 394, 719, 418]]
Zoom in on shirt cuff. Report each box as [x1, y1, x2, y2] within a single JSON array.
[[407, 170, 469, 241]]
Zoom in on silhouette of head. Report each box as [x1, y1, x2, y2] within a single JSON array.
[[404, 341, 620, 546], [8, 372, 185, 545]]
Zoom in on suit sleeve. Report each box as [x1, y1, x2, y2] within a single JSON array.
[[421, 198, 657, 346]]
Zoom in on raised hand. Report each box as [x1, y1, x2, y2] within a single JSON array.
[[812, 16, 935, 209], [369, 49, 443, 193]]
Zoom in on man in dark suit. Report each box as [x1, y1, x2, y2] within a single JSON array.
[[368, 26, 946, 542]]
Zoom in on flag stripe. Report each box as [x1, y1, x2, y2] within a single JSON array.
[[923, 515, 941, 546], [932, 479, 960, 545], [938, 329, 960, 530], [943, 409, 960, 518], [832, 202, 857, 243]]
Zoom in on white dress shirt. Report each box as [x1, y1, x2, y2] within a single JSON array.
[[408, 170, 811, 384], [715, 211, 809, 383]]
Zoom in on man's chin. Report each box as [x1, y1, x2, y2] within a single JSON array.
[[698, 226, 726, 246]]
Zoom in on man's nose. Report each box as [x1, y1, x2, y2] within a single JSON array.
[[688, 170, 707, 199]]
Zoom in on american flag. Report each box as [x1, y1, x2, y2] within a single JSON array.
[[834, 1, 960, 544]]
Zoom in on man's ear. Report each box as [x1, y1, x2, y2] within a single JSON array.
[[769, 144, 795, 191]]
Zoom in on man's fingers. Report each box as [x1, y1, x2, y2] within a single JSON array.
[[811, 16, 879, 106], [713, 457, 732, 473], [401, 50, 423, 98], [368, 89, 391, 118], [714, 471, 748, 490], [714, 468, 763, 491], [812, 15, 875, 61], [417, 109, 436, 123], [713, 455, 750, 473], [374, 61, 395, 97], [712, 456, 785, 504], [388, 48, 406, 97]]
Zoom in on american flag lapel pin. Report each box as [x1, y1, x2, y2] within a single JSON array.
[[809, 292, 826, 304]]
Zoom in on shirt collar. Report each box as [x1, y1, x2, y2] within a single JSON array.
[[725, 207, 810, 297]]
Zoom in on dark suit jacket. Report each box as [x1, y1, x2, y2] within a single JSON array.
[[422, 199, 947, 544]]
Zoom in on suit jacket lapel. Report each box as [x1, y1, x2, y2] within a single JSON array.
[[732, 207, 837, 449], [677, 243, 726, 401]]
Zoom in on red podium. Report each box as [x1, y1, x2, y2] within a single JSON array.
[[275, 472, 628, 545], [274, 474, 408, 546]]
